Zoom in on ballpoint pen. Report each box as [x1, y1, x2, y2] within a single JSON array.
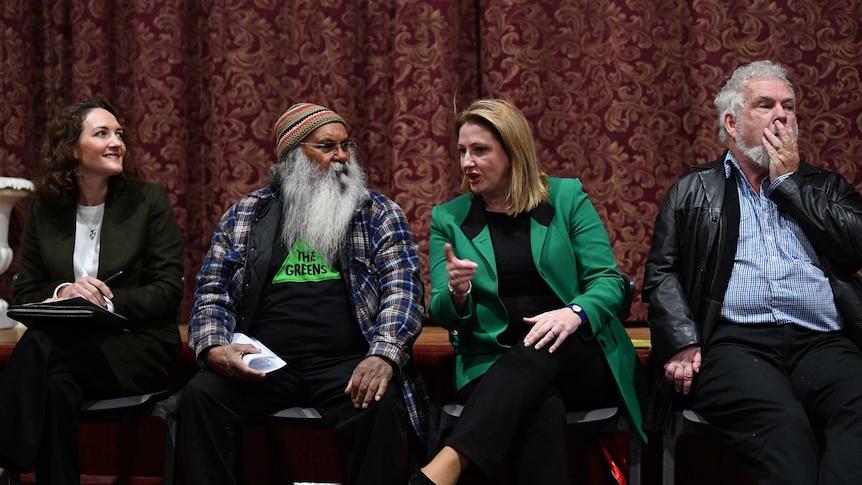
[[102, 270, 124, 287]]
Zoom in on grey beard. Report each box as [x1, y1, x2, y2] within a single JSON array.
[[741, 141, 771, 169], [735, 130, 771, 169], [735, 122, 798, 170], [273, 149, 367, 265]]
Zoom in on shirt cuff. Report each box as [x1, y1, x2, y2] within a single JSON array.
[[765, 172, 794, 195], [52, 282, 72, 299]]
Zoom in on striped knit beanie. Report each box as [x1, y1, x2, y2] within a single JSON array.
[[274, 103, 347, 161]]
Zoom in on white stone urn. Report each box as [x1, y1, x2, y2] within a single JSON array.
[[0, 177, 35, 329]]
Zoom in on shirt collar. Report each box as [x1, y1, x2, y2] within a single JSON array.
[[723, 151, 742, 179]]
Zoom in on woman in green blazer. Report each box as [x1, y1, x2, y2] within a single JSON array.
[[0, 99, 183, 484], [412, 100, 645, 485]]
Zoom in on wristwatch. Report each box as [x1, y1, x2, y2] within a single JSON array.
[[567, 304, 588, 324]]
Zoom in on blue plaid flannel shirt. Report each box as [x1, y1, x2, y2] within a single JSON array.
[[188, 184, 431, 438]]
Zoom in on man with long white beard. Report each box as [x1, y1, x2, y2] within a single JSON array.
[[644, 60, 862, 484], [180, 103, 431, 485]]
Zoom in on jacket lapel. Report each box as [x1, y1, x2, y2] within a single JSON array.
[[459, 197, 557, 284], [99, 190, 135, 279], [459, 195, 497, 278], [529, 201, 555, 271]]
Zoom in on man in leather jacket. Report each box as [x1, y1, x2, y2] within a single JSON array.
[[644, 60, 862, 484], [180, 103, 431, 485]]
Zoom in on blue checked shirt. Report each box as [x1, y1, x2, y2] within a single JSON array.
[[189, 184, 431, 437], [721, 153, 842, 331]]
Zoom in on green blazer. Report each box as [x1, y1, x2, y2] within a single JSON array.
[[429, 177, 646, 440], [13, 178, 184, 395]]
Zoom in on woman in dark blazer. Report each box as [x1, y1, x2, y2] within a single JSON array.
[[0, 99, 183, 484], [412, 99, 645, 485]]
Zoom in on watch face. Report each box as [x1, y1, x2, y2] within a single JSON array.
[[569, 304, 582, 312]]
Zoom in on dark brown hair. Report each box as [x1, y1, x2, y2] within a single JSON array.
[[34, 99, 137, 208]]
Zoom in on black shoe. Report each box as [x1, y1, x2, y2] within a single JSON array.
[[408, 470, 435, 485]]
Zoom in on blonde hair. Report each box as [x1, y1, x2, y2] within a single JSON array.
[[454, 99, 548, 215]]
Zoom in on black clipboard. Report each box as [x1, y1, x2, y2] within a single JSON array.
[[7, 296, 130, 333]]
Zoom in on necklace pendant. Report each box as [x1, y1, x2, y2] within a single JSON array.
[[89, 227, 96, 239]]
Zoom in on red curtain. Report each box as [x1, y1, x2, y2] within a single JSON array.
[[2, 0, 861, 322]]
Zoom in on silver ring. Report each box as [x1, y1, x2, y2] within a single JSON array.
[[550, 329, 558, 337]]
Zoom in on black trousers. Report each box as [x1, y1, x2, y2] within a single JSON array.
[[179, 352, 409, 485], [445, 335, 615, 485], [0, 329, 120, 485], [693, 323, 862, 485]]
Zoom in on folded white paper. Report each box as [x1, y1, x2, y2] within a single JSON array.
[[230, 332, 287, 374]]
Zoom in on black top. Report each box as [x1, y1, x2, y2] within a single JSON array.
[[253, 236, 366, 357], [486, 211, 562, 345]]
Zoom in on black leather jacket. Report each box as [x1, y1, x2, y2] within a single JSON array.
[[642, 153, 862, 429]]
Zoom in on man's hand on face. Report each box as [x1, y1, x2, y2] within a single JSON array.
[[344, 355, 394, 409], [762, 119, 800, 180], [205, 344, 266, 381]]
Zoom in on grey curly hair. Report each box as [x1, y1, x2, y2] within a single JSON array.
[[714, 60, 795, 145]]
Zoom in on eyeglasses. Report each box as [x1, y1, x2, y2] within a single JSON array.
[[300, 141, 357, 154]]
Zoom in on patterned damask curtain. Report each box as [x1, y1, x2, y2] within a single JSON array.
[[2, 0, 861, 322]]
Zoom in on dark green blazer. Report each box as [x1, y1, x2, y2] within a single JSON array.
[[429, 177, 646, 440], [13, 178, 183, 394]]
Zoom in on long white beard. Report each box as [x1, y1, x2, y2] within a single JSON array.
[[273, 150, 367, 265]]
